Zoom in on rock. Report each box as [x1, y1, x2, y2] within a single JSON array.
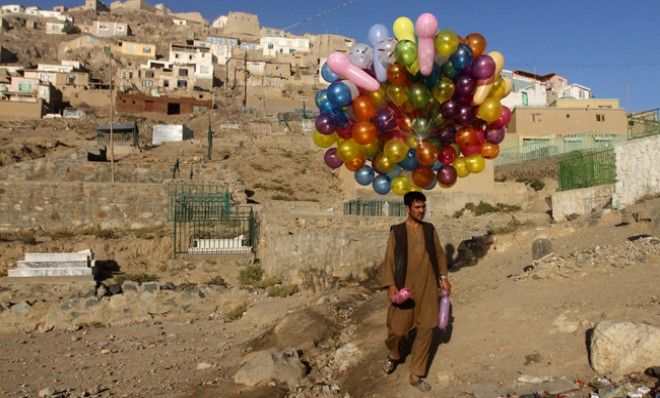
[[532, 238, 553, 260], [590, 320, 660, 378], [142, 282, 158, 293], [553, 313, 580, 333], [101, 348, 111, 354], [196, 362, 213, 370], [59, 298, 80, 311], [107, 284, 122, 295], [160, 281, 176, 291], [85, 297, 99, 308], [96, 285, 107, 299], [333, 343, 362, 372], [37, 321, 55, 333], [435, 371, 456, 385], [121, 281, 138, 292], [11, 301, 30, 316], [274, 309, 336, 351], [233, 349, 306, 390], [38, 387, 56, 397]]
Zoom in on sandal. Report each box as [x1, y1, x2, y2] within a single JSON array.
[[382, 356, 401, 374], [409, 378, 432, 392]]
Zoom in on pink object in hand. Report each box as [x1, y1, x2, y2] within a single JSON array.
[[415, 13, 438, 76], [327, 52, 380, 92], [438, 290, 451, 330], [392, 287, 410, 304]]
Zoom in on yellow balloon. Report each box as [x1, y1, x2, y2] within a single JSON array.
[[374, 153, 396, 173], [432, 77, 455, 104], [359, 140, 382, 160], [465, 154, 486, 173], [488, 77, 507, 99], [337, 138, 360, 162], [434, 30, 459, 59], [393, 16, 415, 42], [391, 175, 411, 196], [386, 84, 409, 107], [472, 83, 493, 105], [408, 185, 422, 193], [407, 134, 420, 149], [383, 139, 408, 163], [453, 157, 470, 178], [477, 98, 503, 123], [312, 131, 336, 148], [503, 77, 513, 97], [488, 51, 505, 77], [407, 59, 419, 75], [369, 86, 388, 110]]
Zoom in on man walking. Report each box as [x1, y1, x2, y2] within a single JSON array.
[[381, 191, 451, 392]]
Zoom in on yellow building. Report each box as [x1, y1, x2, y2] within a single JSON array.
[[112, 40, 156, 58]]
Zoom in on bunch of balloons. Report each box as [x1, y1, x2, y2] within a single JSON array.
[[312, 12, 514, 196]]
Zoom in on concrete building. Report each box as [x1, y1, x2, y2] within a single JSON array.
[[212, 12, 260, 42], [117, 59, 197, 93], [115, 91, 212, 114], [169, 40, 213, 82], [205, 35, 239, 65], [559, 83, 591, 100], [306, 34, 355, 58], [0, 5, 25, 14], [112, 40, 156, 58], [45, 21, 66, 34], [59, 35, 101, 58], [83, 20, 131, 37], [170, 12, 206, 25], [110, 0, 154, 11], [260, 35, 311, 57], [23, 61, 91, 100], [0, 76, 60, 114], [73, 0, 109, 12]]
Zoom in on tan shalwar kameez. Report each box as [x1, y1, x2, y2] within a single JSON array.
[[381, 223, 448, 377]]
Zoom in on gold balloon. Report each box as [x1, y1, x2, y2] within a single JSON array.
[[432, 77, 455, 104], [359, 140, 382, 160], [488, 77, 507, 99], [374, 153, 397, 173], [384, 139, 409, 163], [477, 98, 503, 123], [393, 16, 416, 42], [434, 29, 459, 59], [337, 138, 360, 162], [407, 134, 420, 149], [386, 85, 409, 107], [453, 157, 470, 178], [488, 51, 505, 76], [391, 175, 411, 196], [465, 154, 486, 173], [312, 131, 336, 148], [369, 86, 388, 110]]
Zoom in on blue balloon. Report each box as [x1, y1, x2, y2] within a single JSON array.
[[450, 44, 473, 71], [330, 107, 349, 124], [327, 81, 352, 108], [399, 149, 419, 171], [315, 89, 334, 113], [424, 178, 437, 190], [423, 63, 443, 87], [386, 165, 402, 179], [372, 174, 392, 195], [321, 62, 340, 83], [354, 166, 375, 186], [431, 160, 442, 171]]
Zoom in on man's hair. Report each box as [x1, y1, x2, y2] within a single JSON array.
[[404, 191, 426, 206]]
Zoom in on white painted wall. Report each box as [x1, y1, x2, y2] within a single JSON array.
[[501, 82, 549, 109], [613, 134, 660, 207]]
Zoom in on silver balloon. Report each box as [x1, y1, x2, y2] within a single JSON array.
[[376, 38, 397, 66], [348, 43, 374, 69]]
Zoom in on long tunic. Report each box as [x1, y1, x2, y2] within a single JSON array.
[[381, 223, 448, 330]]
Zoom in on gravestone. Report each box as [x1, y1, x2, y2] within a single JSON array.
[[8, 249, 95, 278]]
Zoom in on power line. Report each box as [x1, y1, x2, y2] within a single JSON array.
[[282, 0, 360, 32]]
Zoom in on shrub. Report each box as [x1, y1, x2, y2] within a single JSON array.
[[18, 231, 37, 245], [267, 284, 299, 297], [206, 275, 228, 287], [96, 229, 118, 239], [0, 269, 7, 277], [529, 178, 545, 191], [496, 203, 522, 212], [474, 201, 499, 216], [238, 264, 263, 286], [255, 276, 280, 289], [114, 273, 158, 285], [225, 304, 247, 321], [50, 229, 76, 240], [454, 201, 521, 217]]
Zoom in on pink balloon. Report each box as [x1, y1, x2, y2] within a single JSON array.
[[490, 106, 511, 129], [415, 13, 438, 76], [327, 52, 380, 92], [392, 287, 410, 304]]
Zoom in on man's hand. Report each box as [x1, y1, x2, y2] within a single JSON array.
[[440, 278, 452, 296], [387, 285, 398, 302]]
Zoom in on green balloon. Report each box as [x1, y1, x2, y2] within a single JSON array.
[[395, 40, 418, 68], [407, 83, 432, 109], [412, 117, 431, 138]]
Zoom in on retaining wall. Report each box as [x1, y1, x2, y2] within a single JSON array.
[[613, 134, 660, 207]]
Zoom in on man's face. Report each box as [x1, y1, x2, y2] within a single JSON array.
[[407, 200, 426, 223]]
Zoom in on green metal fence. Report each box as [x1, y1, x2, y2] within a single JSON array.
[[558, 149, 616, 191], [169, 181, 259, 256], [343, 199, 406, 216]]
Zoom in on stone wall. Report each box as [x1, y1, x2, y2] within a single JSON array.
[[0, 181, 168, 231], [551, 185, 614, 222], [613, 134, 660, 208]]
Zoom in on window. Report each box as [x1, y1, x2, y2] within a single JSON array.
[[163, 80, 169, 88], [143, 46, 151, 54], [177, 80, 187, 88], [522, 92, 528, 106], [267, 43, 274, 49], [531, 113, 542, 122], [66, 75, 76, 85], [143, 70, 154, 78], [141, 79, 152, 87], [175, 53, 180, 59], [188, 55, 193, 60], [122, 71, 133, 80], [98, 23, 109, 30], [178, 69, 188, 77], [289, 49, 295, 54], [127, 43, 134, 52], [18, 82, 32, 92], [596, 114, 606, 122], [40, 73, 50, 82], [565, 114, 570, 119]]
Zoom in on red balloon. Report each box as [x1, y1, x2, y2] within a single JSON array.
[[461, 145, 482, 156], [438, 146, 456, 165], [489, 106, 512, 129], [455, 125, 482, 148], [336, 120, 354, 139], [384, 128, 408, 143]]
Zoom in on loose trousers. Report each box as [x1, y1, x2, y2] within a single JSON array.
[[385, 304, 434, 377]]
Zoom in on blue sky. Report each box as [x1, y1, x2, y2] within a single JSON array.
[[34, 0, 660, 112]]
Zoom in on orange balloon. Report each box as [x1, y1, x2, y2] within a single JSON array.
[[352, 95, 377, 122], [351, 121, 377, 145], [344, 153, 366, 171], [412, 166, 435, 188], [386, 63, 410, 86], [455, 125, 482, 148], [481, 142, 500, 159], [415, 140, 439, 166], [465, 33, 487, 58]]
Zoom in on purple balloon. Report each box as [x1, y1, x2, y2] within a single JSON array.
[[471, 55, 496, 80], [324, 148, 343, 169], [455, 104, 476, 125], [485, 127, 505, 144], [441, 99, 459, 119], [457, 94, 473, 105], [434, 126, 456, 145], [373, 108, 397, 131], [454, 75, 476, 97], [437, 164, 457, 186], [315, 112, 339, 135]]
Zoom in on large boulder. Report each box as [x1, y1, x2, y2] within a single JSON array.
[[273, 308, 336, 351], [590, 320, 660, 378], [233, 349, 306, 390]]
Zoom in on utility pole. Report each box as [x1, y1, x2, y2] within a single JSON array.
[[104, 46, 115, 184], [242, 52, 248, 111]]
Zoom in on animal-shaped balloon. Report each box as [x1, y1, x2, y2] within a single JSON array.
[[327, 52, 380, 92], [348, 43, 374, 69]]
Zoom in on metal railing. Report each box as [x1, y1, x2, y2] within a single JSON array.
[[558, 149, 616, 191], [343, 199, 406, 217]]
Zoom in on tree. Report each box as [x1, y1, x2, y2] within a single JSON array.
[[62, 20, 80, 35]]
